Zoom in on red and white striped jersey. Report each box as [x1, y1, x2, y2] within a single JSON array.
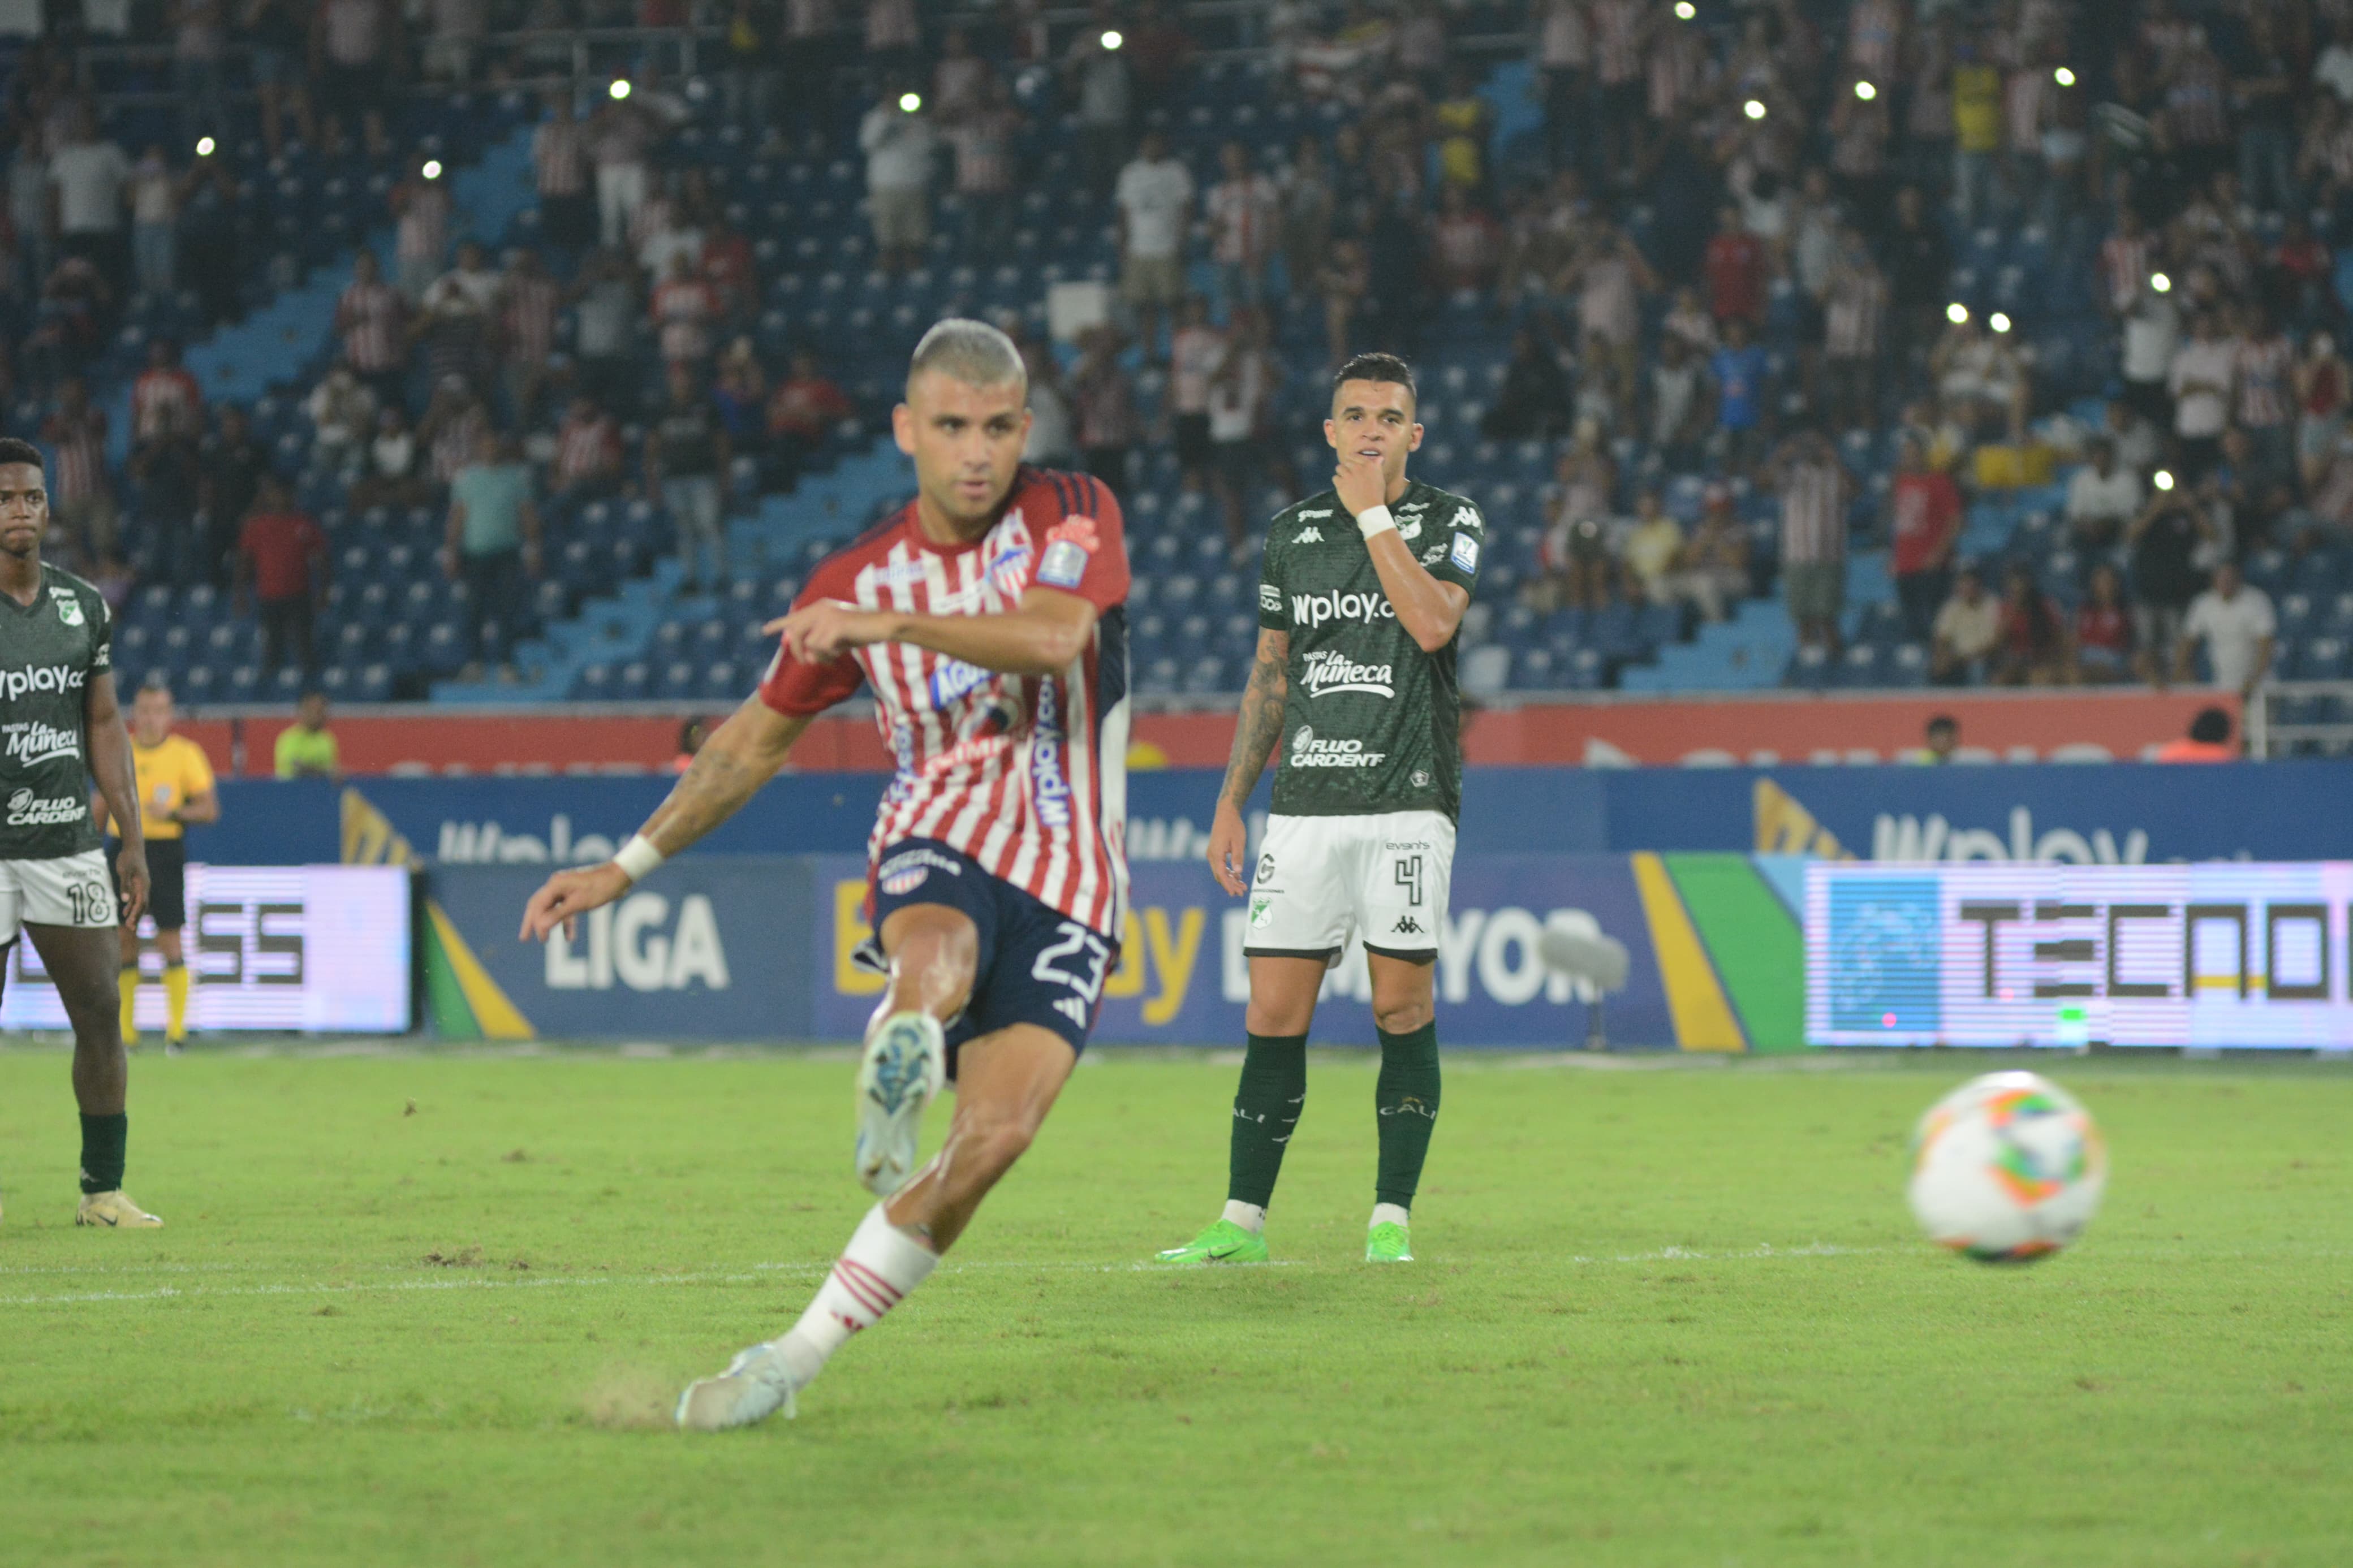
[[761, 468, 1132, 938]]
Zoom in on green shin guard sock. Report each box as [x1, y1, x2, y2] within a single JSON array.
[[79, 1112, 127, 1195], [1227, 1033, 1307, 1210], [1374, 1022, 1441, 1209]]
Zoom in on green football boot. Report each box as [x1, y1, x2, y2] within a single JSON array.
[[1152, 1218, 1269, 1265], [1364, 1221, 1413, 1263]]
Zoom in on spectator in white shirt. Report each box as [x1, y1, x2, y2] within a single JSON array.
[[859, 85, 937, 274], [1114, 130, 1194, 360], [1206, 139, 1281, 307], [2177, 560, 2276, 696], [48, 106, 130, 290], [2167, 309, 2238, 479], [2063, 437, 2144, 550]]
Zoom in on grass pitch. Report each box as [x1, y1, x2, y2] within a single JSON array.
[[1, 1046, 2347, 1567]]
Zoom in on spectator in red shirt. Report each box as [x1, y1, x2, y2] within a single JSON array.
[[1993, 562, 2066, 686], [765, 348, 856, 457], [131, 337, 204, 447], [551, 394, 623, 501], [1703, 204, 1766, 327], [1888, 434, 1962, 641], [697, 213, 758, 329], [234, 473, 329, 676], [2069, 561, 2135, 685]]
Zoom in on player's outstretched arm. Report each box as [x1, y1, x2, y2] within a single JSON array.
[[768, 585, 1097, 679], [1208, 628, 1287, 896], [519, 698, 811, 940], [85, 671, 148, 928]]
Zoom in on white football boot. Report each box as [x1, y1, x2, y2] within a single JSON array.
[[854, 1012, 945, 1196], [675, 1341, 802, 1431]]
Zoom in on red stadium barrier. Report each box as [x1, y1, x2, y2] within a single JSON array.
[[174, 689, 2236, 777]]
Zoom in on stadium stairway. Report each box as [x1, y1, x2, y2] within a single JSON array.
[[102, 119, 536, 464], [430, 437, 907, 703]]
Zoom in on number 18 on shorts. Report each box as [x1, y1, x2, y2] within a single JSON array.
[[1243, 811, 1456, 965]]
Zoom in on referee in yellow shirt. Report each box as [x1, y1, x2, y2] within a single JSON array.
[[95, 680, 218, 1051]]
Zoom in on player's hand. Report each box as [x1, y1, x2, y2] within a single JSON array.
[[114, 844, 148, 930], [1333, 449, 1388, 521], [766, 599, 890, 663], [1207, 801, 1251, 897], [519, 862, 631, 942]]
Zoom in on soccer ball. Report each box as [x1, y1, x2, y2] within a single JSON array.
[[1906, 1072, 2106, 1263]]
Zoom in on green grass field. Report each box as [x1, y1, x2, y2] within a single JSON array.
[[1, 1044, 2347, 1567]]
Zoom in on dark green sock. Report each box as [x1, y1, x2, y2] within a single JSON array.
[[1374, 1022, 1440, 1210], [1226, 1033, 1307, 1209], [79, 1112, 127, 1195]]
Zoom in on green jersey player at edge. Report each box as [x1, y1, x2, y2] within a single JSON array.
[[1156, 352, 1483, 1268], [0, 435, 160, 1230]]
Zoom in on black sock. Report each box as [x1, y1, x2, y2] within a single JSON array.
[[1374, 1022, 1440, 1210], [79, 1112, 127, 1195], [1226, 1032, 1307, 1210]]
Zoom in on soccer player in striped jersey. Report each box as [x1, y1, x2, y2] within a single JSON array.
[[519, 320, 1130, 1429]]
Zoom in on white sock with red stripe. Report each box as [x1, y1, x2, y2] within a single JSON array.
[[774, 1203, 939, 1386]]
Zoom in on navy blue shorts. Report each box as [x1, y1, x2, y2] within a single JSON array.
[[858, 838, 1115, 1074]]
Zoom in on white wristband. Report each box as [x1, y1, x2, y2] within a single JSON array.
[[613, 834, 665, 884], [1355, 504, 1397, 541]]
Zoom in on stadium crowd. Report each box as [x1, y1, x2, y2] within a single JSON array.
[[1, 0, 2349, 701]]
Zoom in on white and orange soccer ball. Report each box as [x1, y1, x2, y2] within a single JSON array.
[[1907, 1072, 2107, 1263]]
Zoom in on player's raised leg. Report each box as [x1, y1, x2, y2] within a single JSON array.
[[855, 904, 972, 1196], [1365, 952, 1440, 1263], [33, 920, 161, 1227], [677, 1022, 1078, 1429]]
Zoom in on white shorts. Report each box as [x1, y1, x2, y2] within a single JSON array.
[[0, 849, 118, 945], [1244, 811, 1455, 965]]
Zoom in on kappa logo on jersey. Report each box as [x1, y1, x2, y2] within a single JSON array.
[[877, 845, 965, 895], [1294, 526, 1325, 544], [1451, 506, 1480, 530], [5, 787, 88, 827], [0, 663, 88, 703], [1300, 648, 1395, 699], [1259, 582, 1282, 614], [2, 720, 80, 767], [1288, 725, 1385, 769], [1391, 914, 1427, 936], [1030, 675, 1072, 827], [48, 586, 84, 627], [1288, 589, 1395, 629], [1450, 531, 1480, 573]]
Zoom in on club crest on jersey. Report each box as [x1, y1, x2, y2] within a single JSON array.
[[878, 845, 964, 896], [1396, 516, 1420, 541], [48, 586, 84, 627], [1030, 675, 1072, 827]]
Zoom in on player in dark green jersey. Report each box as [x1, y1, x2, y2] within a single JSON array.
[[0, 437, 159, 1228], [1156, 353, 1482, 1267]]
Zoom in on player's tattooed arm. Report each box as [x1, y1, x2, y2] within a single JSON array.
[[1220, 629, 1290, 811], [519, 699, 810, 941], [1208, 630, 1287, 896]]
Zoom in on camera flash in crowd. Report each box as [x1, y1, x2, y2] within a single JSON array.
[[1946, 302, 1969, 325], [1853, 80, 1877, 101], [2054, 66, 2076, 87], [1674, 2, 1695, 19], [899, 91, 923, 112], [1101, 29, 1123, 49], [2154, 469, 2177, 491], [195, 136, 215, 157], [609, 78, 631, 100], [422, 160, 442, 180], [1989, 312, 2012, 334], [2151, 271, 2171, 293], [1743, 98, 1766, 120]]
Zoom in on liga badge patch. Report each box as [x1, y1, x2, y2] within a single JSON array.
[[1038, 515, 1097, 590], [1450, 530, 1480, 573]]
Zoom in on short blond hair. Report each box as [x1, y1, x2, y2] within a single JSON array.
[[907, 318, 1027, 398]]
